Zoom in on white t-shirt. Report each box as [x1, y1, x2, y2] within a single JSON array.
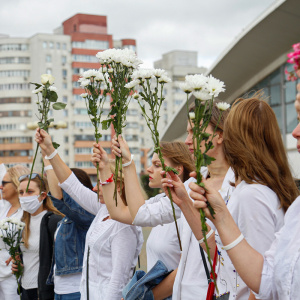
[[21, 210, 47, 289], [215, 181, 284, 299], [60, 173, 143, 300], [0, 202, 23, 280], [255, 196, 300, 300]]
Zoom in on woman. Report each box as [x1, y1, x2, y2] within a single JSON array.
[[44, 157, 95, 300], [163, 95, 299, 299], [14, 173, 64, 300], [111, 103, 235, 300], [35, 128, 143, 300], [188, 93, 300, 299], [0, 165, 29, 300]]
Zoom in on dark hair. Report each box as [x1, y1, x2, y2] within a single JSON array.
[[71, 168, 93, 190]]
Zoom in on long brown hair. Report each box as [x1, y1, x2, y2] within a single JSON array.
[[20, 174, 64, 248], [223, 93, 299, 212], [160, 141, 195, 182]]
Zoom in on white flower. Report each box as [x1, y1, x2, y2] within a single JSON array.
[[32, 85, 44, 94], [49, 86, 57, 92], [193, 90, 211, 101], [108, 68, 114, 74], [153, 69, 167, 78], [158, 75, 172, 84], [132, 93, 141, 100], [81, 93, 88, 98], [82, 69, 99, 79], [10, 218, 18, 224], [125, 80, 140, 89], [189, 112, 195, 120], [94, 72, 105, 82], [101, 67, 107, 73], [19, 221, 25, 228], [179, 82, 193, 94], [206, 75, 225, 97], [80, 79, 90, 87], [41, 74, 55, 85], [131, 69, 154, 80], [185, 74, 207, 91], [216, 102, 230, 111]]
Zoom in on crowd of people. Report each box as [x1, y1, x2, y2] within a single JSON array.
[[0, 86, 300, 300]]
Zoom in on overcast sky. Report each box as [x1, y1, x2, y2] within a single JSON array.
[[0, 0, 276, 68]]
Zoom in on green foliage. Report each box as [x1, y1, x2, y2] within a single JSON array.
[[52, 102, 67, 110]]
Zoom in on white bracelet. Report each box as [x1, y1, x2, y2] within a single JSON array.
[[44, 165, 53, 171], [45, 149, 58, 160], [222, 233, 244, 251], [122, 154, 134, 167], [198, 228, 214, 244]]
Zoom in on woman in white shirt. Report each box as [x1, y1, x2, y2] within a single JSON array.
[[188, 93, 300, 300], [0, 165, 29, 300], [35, 128, 143, 300], [164, 95, 299, 299]]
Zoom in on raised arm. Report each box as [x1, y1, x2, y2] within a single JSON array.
[[91, 143, 133, 224], [111, 135, 148, 220], [190, 181, 264, 294]]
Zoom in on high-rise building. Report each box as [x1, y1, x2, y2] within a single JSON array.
[[0, 13, 145, 179]]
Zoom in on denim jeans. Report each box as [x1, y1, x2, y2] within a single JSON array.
[[55, 292, 81, 300], [122, 260, 172, 300], [21, 288, 38, 300]]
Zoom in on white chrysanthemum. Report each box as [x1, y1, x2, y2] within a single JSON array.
[[206, 75, 226, 97], [19, 221, 25, 228], [49, 86, 57, 92], [153, 69, 167, 78], [108, 68, 114, 74], [158, 75, 171, 84], [80, 79, 90, 87], [94, 72, 105, 82], [185, 74, 207, 91], [132, 69, 155, 80], [132, 92, 142, 100], [216, 102, 230, 111], [81, 93, 88, 98], [179, 82, 193, 94], [82, 69, 99, 79], [193, 90, 211, 101], [32, 85, 44, 94], [101, 66, 107, 73], [10, 218, 18, 224], [189, 112, 195, 120], [125, 80, 140, 89]]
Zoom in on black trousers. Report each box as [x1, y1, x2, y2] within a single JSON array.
[[21, 288, 38, 300]]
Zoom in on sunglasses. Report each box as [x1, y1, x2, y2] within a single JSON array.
[[1, 180, 12, 187], [18, 173, 42, 182]]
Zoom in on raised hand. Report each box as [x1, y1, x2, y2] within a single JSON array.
[[91, 143, 109, 170], [111, 135, 132, 164], [35, 128, 55, 156]]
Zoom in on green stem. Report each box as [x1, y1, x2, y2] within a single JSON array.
[[26, 143, 40, 192], [86, 246, 90, 300]]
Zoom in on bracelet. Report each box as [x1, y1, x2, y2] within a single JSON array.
[[44, 165, 53, 171], [100, 174, 114, 185], [198, 228, 214, 244], [122, 154, 134, 167], [45, 149, 58, 160], [222, 233, 244, 251]]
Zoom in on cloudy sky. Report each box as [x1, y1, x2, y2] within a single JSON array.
[[0, 0, 276, 68]]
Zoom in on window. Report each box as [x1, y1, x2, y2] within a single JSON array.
[[62, 56, 67, 64], [46, 68, 52, 74], [125, 134, 138, 141], [72, 40, 109, 50], [43, 42, 47, 49], [63, 96, 68, 103], [63, 83, 67, 89], [62, 69, 67, 78], [49, 42, 54, 49], [0, 97, 31, 104], [62, 43, 67, 50], [64, 136, 69, 143], [46, 55, 51, 63], [0, 70, 30, 77], [127, 109, 138, 116], [72, 54, 98, 63], [56, 42, 60, 49], [0, 57, 30, 64], [0, 44, 29, 51]]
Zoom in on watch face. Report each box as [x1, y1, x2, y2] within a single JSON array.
[[214, 292, 230, 300]]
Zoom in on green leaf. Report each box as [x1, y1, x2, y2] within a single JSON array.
[[203, 153, 216, 166], [30, 82, 41, 88], [52, 102, 67, 110], [102, 119, 112, 130], [165, 166, 179, 175], [48, 91, 58, 102], [52, 142, 60, 149]]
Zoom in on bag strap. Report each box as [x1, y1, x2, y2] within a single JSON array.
[[199, 244, 211, 283]]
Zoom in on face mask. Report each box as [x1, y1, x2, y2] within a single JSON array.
[[19, 194, 43, 214]]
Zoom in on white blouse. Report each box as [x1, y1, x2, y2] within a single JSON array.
[[215, 181, 284, 300], [60, 173, 143, 300], [255, 196, 300, 300]]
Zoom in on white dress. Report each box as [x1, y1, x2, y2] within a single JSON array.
[[255, 195, 300, 300], [60, 173, 143, 300], [215, 181, 285, 299], [134, 167, 235, 300]]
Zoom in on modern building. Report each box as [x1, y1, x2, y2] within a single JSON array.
[[0, 13, 144, 179], [161, 0, 300, 178]]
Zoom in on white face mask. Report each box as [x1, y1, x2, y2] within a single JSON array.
[[19, 194, 43, 214]]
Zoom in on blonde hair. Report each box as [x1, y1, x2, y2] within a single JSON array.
[[223, 92, 299, 212], [6, 165, 30, 190], [20, 174, 64, 248]]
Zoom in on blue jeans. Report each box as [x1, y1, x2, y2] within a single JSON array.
[[55, 292, 81, 300]]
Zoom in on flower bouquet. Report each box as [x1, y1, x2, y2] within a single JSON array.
[[125, 68, 182, 250], [96, 48, 142, 204], [285, 43, 300, 81], [180, 73, 228, 288], [27, 74, 67, 191], [78, 70, 108, 199], [0, 218, 25, 299]]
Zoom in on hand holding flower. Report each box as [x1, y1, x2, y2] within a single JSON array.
[[35, 128, 55, 157], [111, 135, 132, 164], [91, 143, 109, 171]]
